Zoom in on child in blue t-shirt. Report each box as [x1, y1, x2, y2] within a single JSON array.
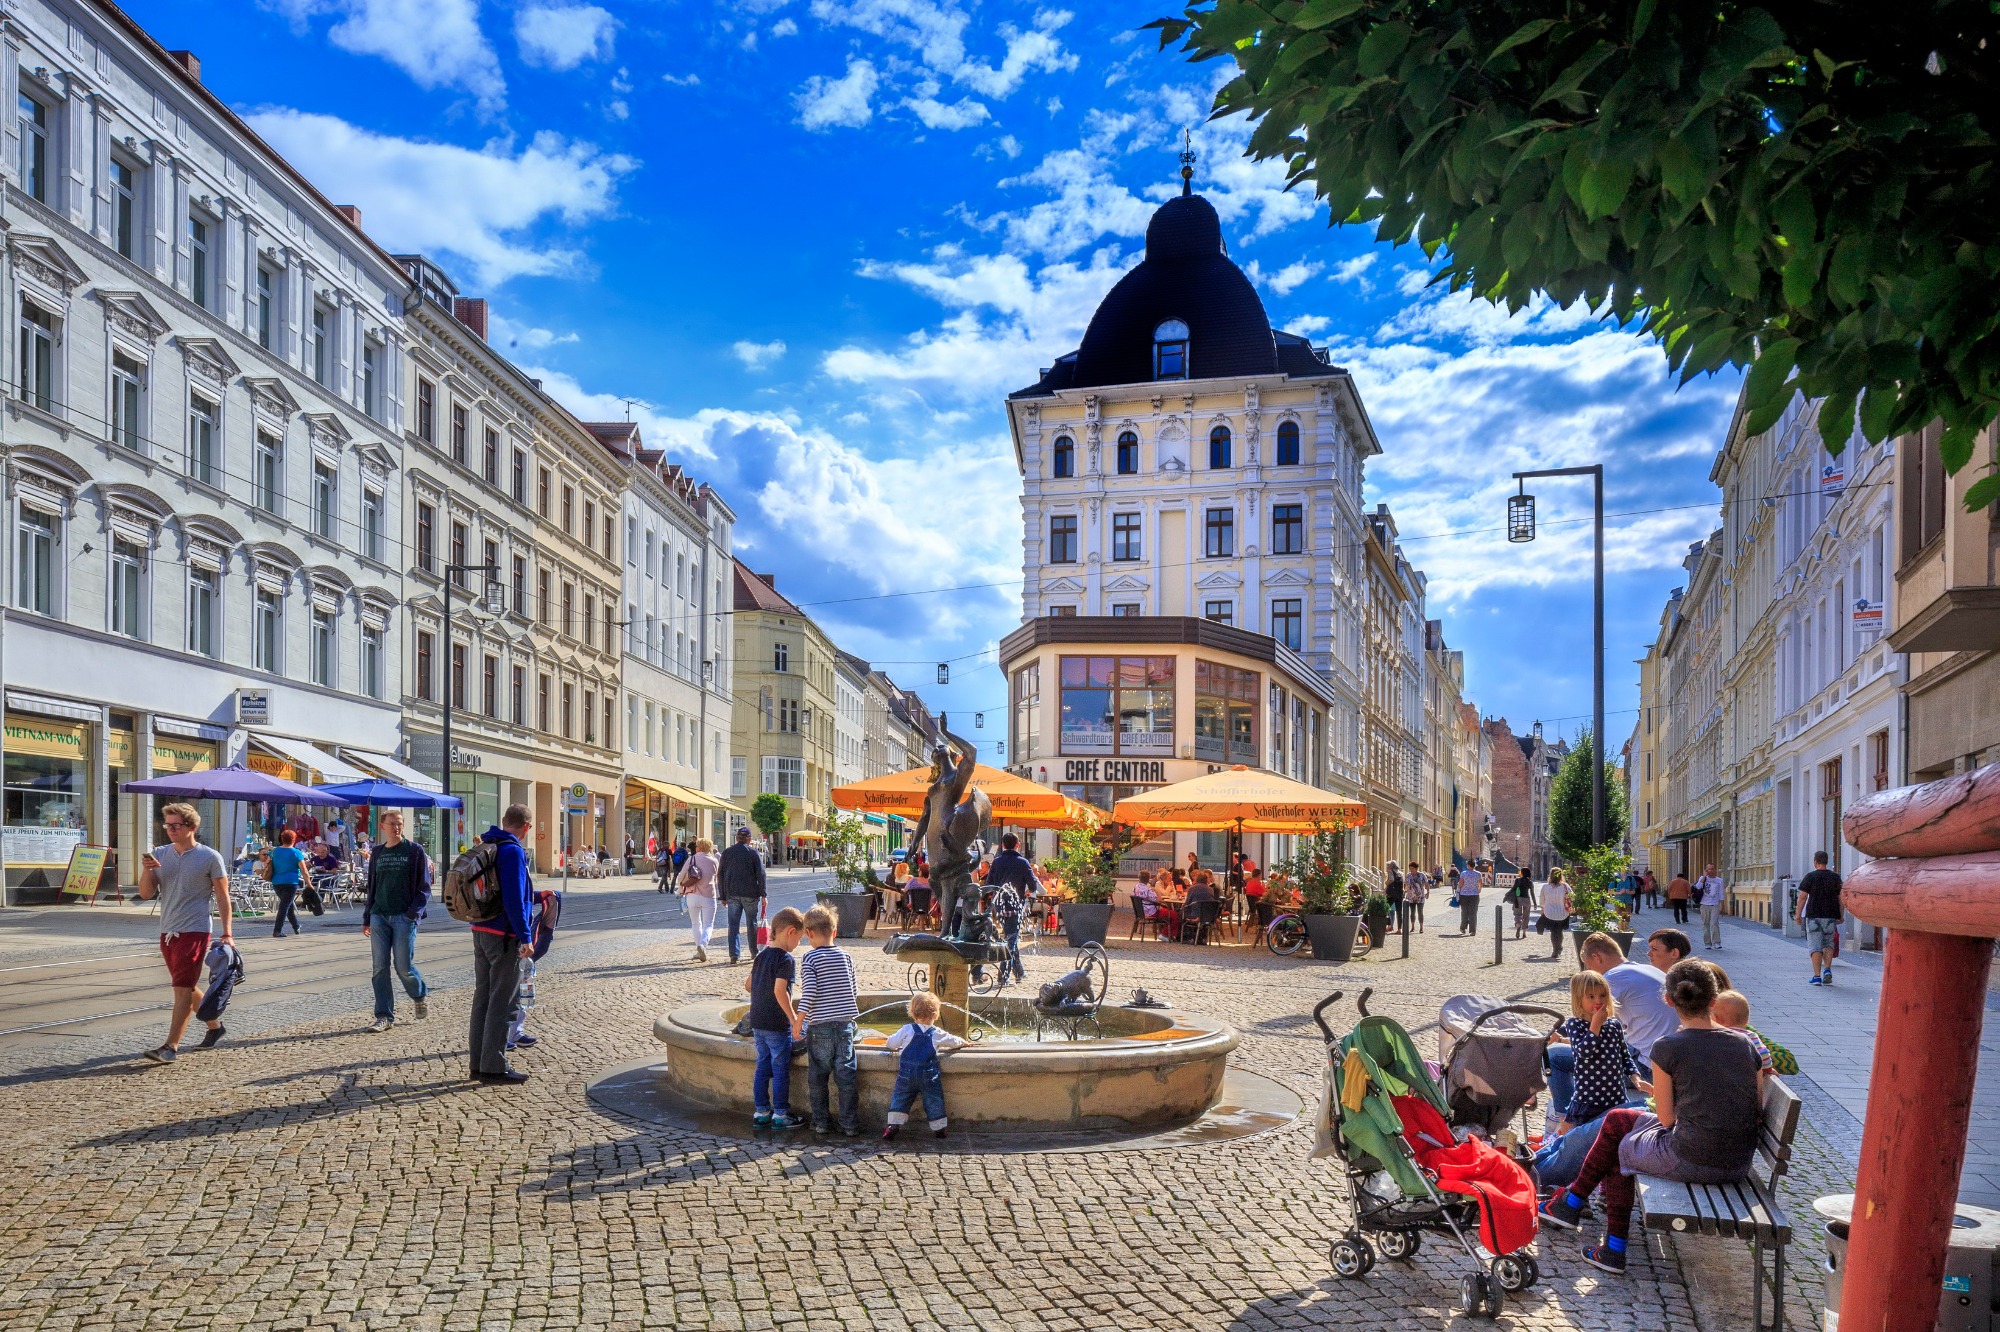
[[883, 992, 965, 1139]]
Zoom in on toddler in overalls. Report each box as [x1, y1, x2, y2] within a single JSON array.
[[882, 991, 964, 1139]]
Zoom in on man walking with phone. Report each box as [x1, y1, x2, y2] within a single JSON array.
[[137, 803, 233, 1063], [1695, 862, 1727, 949]]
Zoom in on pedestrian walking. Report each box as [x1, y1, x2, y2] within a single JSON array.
[[624, 834, 636, 876], [1666, 870, 1692, 924], [1511, 868, 1535, 938], [136, 803, 234, 1062], [468, 805, 535, 1085], [981, 833, 1034, 982], [679, 836, 720, 961], [362, 810, 432, 1032], [1457, 862, 1483, 935], [1384, 861, 1405, 934], [718, 826, 769, 964], [1641, 869, 1659, 909], [1538, 868, 1573, 958], [1795, 851, 1843, 986], [1695, 863, 1727, 948], [265, 830, 306, 937], [1406, 865, 1428, 933]]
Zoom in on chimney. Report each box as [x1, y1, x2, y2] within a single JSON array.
[[166, 50, 200, 82], [758, 573, 777, 588], [333, 204, 363, 229], [453, 297, 489, 340]]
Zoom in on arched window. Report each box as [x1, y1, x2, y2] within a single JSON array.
[[1154, 319, 1189, 379], [1276, 420, 1301, 466], [1052, 436, 1075, 478], [1116, 431, 1138, 474], [1209, 426, 1232, 469]]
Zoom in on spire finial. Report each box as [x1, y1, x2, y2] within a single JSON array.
[[1179, 129, 1196, 197]]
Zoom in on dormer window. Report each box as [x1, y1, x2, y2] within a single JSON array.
[[1052, 436, 1075, 478], [1153, 319, 1190, 379]]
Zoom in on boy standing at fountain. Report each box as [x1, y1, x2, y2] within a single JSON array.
[[746, 906, 807, 1128], [883, 991, 964, 1140], [796, 906, 862, 1136]]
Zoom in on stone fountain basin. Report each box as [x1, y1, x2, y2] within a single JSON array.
[[653, 991, 1240, 1131]]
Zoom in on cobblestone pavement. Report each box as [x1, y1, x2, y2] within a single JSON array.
[[0, 910, 1798, 1331]]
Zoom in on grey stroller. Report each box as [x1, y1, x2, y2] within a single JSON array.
[[1436, 995, 1564, 1137]]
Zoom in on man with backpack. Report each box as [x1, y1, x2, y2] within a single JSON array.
[[446, 804, 535, 1085], [717, 826, 768, 964], [361, 810, 432, 1033]]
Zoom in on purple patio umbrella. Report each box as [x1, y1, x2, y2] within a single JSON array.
[[120, 763, 347, 806]]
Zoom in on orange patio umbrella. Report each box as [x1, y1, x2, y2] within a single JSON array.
[[1111, 765, 1367, 834], [832, 762, 1103, 829]]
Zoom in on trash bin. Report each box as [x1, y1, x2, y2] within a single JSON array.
[[1816, 1195, 2000, 1332]]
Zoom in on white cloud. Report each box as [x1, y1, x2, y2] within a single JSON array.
[[266, 0, 502, 108], [732, 339, 789, 371], [515, 3, 618, 70], [1286, 314, 1332, 335], [1333, 254, 1378, 285], [661, 72, 702, 87], [244, 111, 637, 286], [489, 313, 580, 350], [807, 0, 1076, 107], [796, 57, 878, 130], [1245, 259, 1322, 296], [995, 134, 1022, 158], [905, 95, 990, 130], [771, 18, 799, 36]]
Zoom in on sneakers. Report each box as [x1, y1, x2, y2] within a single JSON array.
[[143, 1045, 177, 1064], [1822, 969, 1833, 986], [413, 999, 429, 1020], [197, 1025, 227, 1049], [1583, 1243, 1628, 1274], [881, 1124, 900, 1141], [515, 1033, 538, 1048], [694, 946, 708, 963], [772, 1112, 806, 1129], [839, 1124, 861, 1137], [1808, 974, 1824, 986], [367, 1017, 393, 1033], [812, 1121, 832, 1135], [1539, 1193, 1583, 1231], [932, 1128, 948, 1140], [753, 1110, 774, 1126]]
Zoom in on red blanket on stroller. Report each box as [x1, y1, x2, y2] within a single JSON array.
[[1391, 1094, 1538, 1256]]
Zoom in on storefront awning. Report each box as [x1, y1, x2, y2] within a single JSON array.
[[862, 813, 886, 826], [1660, 823, 1721, 844], [250, 733, 367, 785], [345, 749, 444, 793]]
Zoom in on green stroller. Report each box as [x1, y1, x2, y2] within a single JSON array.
[[1313, 989, 1542, 1318]]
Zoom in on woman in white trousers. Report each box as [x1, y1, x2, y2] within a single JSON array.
[[680, 837, 721, 962]]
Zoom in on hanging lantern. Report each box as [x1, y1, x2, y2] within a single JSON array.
[[482, 579, 506, 615], [995, 740, 1005, 756], [1507, 484, 1536, 543], [974, 713, 985, 728], [936, 662, 949, 684]]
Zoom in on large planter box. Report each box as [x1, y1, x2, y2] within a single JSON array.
[[1060, 901, 1113, 949], [1304, 913, 1363, 963], [816, 891, 872, 939], [1571, 927, 1636, 963]]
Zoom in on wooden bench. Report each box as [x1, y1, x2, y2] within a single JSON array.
[[1636, 1075, 1803, 1330]]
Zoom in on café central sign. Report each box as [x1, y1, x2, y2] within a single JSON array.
[[1063, 758, 1166, 784]]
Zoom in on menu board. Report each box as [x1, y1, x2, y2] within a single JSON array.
[[61, 844, 111, 897]]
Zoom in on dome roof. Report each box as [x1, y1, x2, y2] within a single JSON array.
[[1064, 194, 1278, 390]]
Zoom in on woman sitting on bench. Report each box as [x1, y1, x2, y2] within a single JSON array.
[[1537, 958, 1763, 1275]]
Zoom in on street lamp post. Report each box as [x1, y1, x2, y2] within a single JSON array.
[[441, 562, 502, 854], [1507, 465, 1606, 846]]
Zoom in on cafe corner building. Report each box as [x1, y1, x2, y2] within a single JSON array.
[[998, 615, 1354, 874]]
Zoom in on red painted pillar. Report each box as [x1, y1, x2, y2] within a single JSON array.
[[1840, 929, 1992, 1332]]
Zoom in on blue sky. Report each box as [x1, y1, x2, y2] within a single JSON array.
[[136, 0, 1743, 759]]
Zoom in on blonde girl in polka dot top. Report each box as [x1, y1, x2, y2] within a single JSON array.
[[1547, 970, 1645, 1134]]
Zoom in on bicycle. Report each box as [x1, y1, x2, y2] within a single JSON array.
[[1266, 912, 1375, 957]]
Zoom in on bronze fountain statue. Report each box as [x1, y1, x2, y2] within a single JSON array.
[[905, 715, 991, 940]]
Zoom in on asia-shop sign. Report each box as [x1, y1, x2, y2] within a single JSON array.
[[1063, 758, 1167, 784], [247, 753, 295, 780]]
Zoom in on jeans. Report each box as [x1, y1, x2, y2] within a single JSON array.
[[1458, 895, 1480, 934], [1671, 898, 1691, 924], [888, 1060, 948, 1129], [469, 931, 521, 1076], [1533, 1111, 1604, 1190], [752, 1028, 793, 1115], [1003, 917, 1023, 980], [272, 883, 301, 935], [1700, 901, 1722, 946], [726, 898, 761, 962], [369, 914, 427, 1019], [687, 894, 716, 949], [805, 1022, 859, 1130]]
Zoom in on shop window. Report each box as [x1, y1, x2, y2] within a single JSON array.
[[1058, 655, 1174, 756], [1194, 659, 1259, 764], [3, 717, 89, 868]]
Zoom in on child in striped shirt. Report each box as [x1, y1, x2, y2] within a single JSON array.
[[796, 905, 862, 1136]]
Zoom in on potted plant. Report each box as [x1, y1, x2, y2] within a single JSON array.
[[1361, 890, 1392, 948], [813, 805, 876, 938], [1569, 842, 1637, 961], [1045, 819, 1117, 947], [1276, 825, 1362, 962]]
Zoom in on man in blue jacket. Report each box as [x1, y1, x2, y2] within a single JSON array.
[[469, 804, 535, 1085]]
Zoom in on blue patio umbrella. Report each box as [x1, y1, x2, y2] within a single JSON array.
[[121, 763, 347, 805], [312, 778, 462, 809]]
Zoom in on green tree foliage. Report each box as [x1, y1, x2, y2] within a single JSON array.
[[1149, 2, 2000, 506], [1272, 825, 1360, 914], [1043, 819, 1119, 905], [1570, 842, 1634, 933], [749, 793, 790, 844], [820, 804, 876, 890], [1548, 730, 1631, 860]]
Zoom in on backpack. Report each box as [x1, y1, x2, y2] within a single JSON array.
[[441, 842, 503, 922]]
